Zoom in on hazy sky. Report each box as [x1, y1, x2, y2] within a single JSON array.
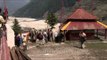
[[0, 0, 30, 15]]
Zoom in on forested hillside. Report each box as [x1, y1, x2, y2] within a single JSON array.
[[13, 0, 76, 18], [14, 0, 107, 20], [0, 0, 30, 15]]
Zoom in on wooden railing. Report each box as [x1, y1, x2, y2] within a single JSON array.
[[0, 31, 11, 60]]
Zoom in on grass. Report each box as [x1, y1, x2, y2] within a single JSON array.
[[86, 43, 107, 60], [64, 40, 107, 49], [86, 43, 107, 49]]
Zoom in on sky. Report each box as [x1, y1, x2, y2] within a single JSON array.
[[0, 0, 30, 15]]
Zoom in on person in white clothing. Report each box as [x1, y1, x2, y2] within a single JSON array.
[[6, 24, 15, 49], [43, 30, 48, 43], [0, 9, 5, 25]]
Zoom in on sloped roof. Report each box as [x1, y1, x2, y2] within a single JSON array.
[[61, 21, 107, 30], [67, 8, 97, 20]]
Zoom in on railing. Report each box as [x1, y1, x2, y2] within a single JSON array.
[[0, 31, 11, 60]]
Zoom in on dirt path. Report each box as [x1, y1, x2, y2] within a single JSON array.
[[26, 42, 97, 60]]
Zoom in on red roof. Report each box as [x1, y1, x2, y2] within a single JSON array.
[[68, 8, 97, 20], [61, 21, 106, 30]]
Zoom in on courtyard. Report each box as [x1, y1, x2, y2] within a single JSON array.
[[26, 40, 107, 60]]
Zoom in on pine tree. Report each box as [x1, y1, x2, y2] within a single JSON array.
[[46, 12, 58, 29], [12, 19, 22, 35]]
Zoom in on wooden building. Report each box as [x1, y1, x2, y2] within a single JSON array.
[[61, 8, 107, 40]]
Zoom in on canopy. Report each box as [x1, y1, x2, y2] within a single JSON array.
[[67, 8, 97, 20], [61, 21, 107, 30]]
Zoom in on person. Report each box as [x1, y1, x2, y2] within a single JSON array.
[[22, 35, 27, 51], [0, 8, 6, 45], [0, 8, 15, 49], [54, 31, 58, 42], [79, 31, 86, 49], [30, 28, 37, 42], [6, 23, 15, 48], [55, 31, 64, 43], [37, 30, 44, 45], [43, 30, 48, 43], [0, 8, 6, 25], [15, 34, 20, 47], [47, 29, 51, 42], [19, 33, 23, 46], [2, 12, 8, 20], [0, 8, 6, 33], [47, 29, 53, 42]]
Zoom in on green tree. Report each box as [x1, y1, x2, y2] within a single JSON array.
[[46, 12, 58, 29], [12, 19, 22, 35]]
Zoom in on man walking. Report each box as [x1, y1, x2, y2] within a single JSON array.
[[79, 31, 86, 49]]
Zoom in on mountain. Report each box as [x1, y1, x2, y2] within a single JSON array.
[[14, 0, 76, 18], [14, 0, 107, 19], [0, 0, 30, 15]]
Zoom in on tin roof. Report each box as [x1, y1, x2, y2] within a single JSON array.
[[67, 8, 97, 20], [61, 21, 107, 30]]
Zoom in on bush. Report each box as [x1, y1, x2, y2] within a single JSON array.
[[12, 19, 22, 35]]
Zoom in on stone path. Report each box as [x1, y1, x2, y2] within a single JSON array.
[[26, 42, 97, 60]]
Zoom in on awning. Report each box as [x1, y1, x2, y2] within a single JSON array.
[[61, 21, 107, 30]]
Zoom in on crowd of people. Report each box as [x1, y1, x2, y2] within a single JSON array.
[[29, 28, 64, 44], [14, 28, 65, 51], [15, 27, 87, 50], [0, 7, 87, 50]]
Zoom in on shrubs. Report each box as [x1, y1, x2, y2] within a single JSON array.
[[12, 19, 22, 35]]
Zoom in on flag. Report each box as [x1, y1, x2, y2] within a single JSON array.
[[4, 7, 8, 20]]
